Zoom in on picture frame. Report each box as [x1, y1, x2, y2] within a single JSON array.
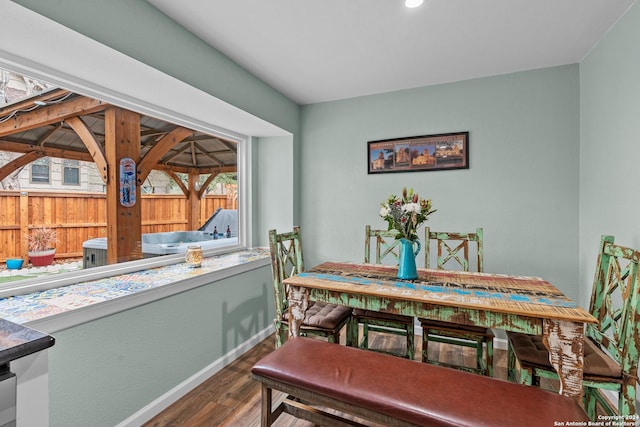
[[367, 131, 469, 174]]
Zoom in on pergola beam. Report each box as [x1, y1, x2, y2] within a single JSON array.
[[0, 140, 95, 162], [153, 164, 236, 175], [198, 172, 218, 199], [65, 116, 108, 183], [136, 126, 193, 183], [0, 88, 70, 116], [193, 141, 223, 166], [165, 169, 188, 195], [0, 95, 108, 137], [0, 151, 44, 182]]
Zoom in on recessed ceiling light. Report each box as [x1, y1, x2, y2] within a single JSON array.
[[405, 0, 424, 8]]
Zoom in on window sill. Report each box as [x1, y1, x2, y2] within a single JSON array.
[[0, 248, 270, 334]]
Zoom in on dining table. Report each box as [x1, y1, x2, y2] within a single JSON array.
[[283, 261, 597, 400]]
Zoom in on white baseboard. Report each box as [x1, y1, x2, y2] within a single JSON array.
[[116, 325, 275, 427]]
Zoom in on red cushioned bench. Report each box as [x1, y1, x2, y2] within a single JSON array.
[[251, 337, 590, 427]]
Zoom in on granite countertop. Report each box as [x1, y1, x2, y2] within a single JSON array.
[[0, 318, 55, 365]]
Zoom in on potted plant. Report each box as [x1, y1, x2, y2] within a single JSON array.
[[27, 227, 57, 266]]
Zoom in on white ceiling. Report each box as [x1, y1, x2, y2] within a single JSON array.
[[149, 0, 636, 105]]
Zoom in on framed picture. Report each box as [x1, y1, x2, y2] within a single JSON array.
[[367, 131, 469, 174]]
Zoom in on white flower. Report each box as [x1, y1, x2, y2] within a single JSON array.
[[402, 203, 420, 213], [379, 189, 435, 241]]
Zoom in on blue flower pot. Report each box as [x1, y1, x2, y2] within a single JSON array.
[[6, 258, 24, 270]]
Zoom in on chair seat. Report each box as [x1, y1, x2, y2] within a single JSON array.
[[353, 308, 413, 323], [508, 332, 622, 379], [421, 317, 494, 376], [283, 301, 352, 329], [421, 319, 494, 337]]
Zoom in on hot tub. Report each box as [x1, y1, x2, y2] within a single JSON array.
[[82, 232, 237, 268], [83, 209, 239, 268]]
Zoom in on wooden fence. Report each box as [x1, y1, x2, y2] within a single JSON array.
[[0, 191, 235, 262]]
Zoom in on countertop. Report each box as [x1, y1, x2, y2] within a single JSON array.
[[0, 318, 55, 365]]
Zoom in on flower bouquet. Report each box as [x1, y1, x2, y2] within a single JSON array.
[[379, 187, 436, 241], [379, 188, 436, 279]]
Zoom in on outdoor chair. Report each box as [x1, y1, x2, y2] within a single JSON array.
[[420, 227, 495, 376], [507, 235, 640, 419], [268, 227, 352, 347], [349, 225, 415, 359]]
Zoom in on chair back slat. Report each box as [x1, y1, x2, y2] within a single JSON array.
[[268, 227, 304, 319], [365, 225, 399, 264], [425, 227, 483, 272], [587, 235, 640, 377]]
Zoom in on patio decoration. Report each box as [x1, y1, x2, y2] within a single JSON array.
[[379, 188, 435, 279], [185, 245, 203, 268], [5, 258, 24, 270], [27, 227, 57, 267]]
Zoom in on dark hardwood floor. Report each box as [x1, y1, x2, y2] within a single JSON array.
[[143, 331, 520, 426]]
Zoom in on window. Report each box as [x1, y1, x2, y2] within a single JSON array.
[[0, 82, 247, 295], [0, 4, 282, 296], [63, 159, 80, 185], [31, 157, 50, 183]]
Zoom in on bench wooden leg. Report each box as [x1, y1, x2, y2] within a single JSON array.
[[261, 383, 273, 426], [486, 339, 494, 377]]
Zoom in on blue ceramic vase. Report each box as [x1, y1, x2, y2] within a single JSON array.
[[397, 238, 421, 280]]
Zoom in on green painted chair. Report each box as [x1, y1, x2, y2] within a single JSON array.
[[268, 227, 352, 347], [420, 227, 495, 376], [349, 225, 415, 359], [507, 235, 640, 419]]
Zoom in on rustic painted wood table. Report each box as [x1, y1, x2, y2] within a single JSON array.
[[283, 261, 597, 400]]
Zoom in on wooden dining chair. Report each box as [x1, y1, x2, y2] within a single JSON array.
[[268, 227, 352, 347], [420, 227, 495, 376], [349, 225, 415, 359], [507, 235, 640, 419]]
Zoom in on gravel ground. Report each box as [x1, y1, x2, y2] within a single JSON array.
[[0, 258, 83, 278]]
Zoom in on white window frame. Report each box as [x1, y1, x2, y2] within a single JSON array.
[[62, 159, 80, 186], [30, 157, 50, 183]]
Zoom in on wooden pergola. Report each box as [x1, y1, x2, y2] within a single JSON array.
[[0, 89, 237, 264]]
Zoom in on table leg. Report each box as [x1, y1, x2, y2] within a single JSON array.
[[542, 319, 584, 399], [288, 285, 309, 338]]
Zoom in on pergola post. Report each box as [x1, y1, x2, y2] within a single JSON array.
[[188, 170, 201, 231], [104, 107, 142, 265]]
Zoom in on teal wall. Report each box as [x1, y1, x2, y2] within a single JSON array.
[[300, 65, 581, 300], [48, 265, 273, 427], [579, 2, 640, 307], [255, 135, 296, 245]]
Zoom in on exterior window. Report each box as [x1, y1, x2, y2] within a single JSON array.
[[31, 157, 50, 183], [0, 64, 248, 296], [63, 159, 80, 185]]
